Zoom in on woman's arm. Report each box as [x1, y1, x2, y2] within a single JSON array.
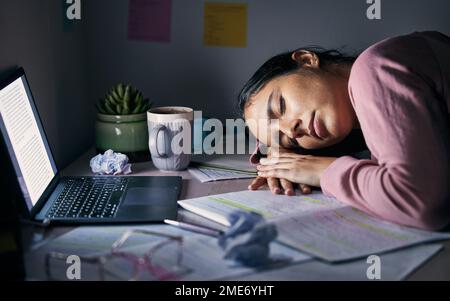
[[321, 37, 450, 231]]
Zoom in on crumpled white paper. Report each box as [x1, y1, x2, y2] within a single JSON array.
[[218, 211, 278, 267], [89, 149, 132, 175]]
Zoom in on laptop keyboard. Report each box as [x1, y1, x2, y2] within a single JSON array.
[[46, 177, 128, 219]]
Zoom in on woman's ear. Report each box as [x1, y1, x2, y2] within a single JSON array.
[[291, 50, 320, 68]]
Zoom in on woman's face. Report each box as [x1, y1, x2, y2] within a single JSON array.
[[244, 65, 357, 150]]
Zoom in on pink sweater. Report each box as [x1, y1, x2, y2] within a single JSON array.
[[321, 31, 450, 230]]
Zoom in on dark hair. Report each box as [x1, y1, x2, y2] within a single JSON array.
[[237, 47, 356, 117]]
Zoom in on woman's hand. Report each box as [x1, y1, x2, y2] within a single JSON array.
[[256, 154, 338, 188], [248, 176, 312, 196], [248, 146, 313, 195]]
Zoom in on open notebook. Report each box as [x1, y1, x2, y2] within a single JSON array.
[[178, 190, 450, 262]]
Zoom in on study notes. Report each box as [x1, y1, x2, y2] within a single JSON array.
[[178, 190, 450, 262]]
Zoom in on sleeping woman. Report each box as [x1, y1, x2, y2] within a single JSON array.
[[239, 31, 450, 230]]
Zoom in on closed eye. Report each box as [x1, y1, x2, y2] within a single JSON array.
[[280, 133, 299, 149], [287, 136, 299, 148], [279, 95, 286, 116]]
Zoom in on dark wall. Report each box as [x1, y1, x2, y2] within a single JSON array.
[[0, 0, 92, 169]]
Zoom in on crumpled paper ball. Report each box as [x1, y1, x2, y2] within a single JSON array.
[[90, 149, 132, 175], [218, 211, 278, 267]]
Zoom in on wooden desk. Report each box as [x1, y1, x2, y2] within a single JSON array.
[[22, 149, 450, 280]]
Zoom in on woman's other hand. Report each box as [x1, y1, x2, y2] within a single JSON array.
[[248, 146, 312, 195], [248, 176, 312, 195], [257, 154, 337, 188], [248, 146, 311, 196]]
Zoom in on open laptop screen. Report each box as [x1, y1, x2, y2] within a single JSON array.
[[0, 70, 58, 211]]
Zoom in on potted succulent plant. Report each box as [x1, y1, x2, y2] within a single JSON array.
[[95, 83, 152, 162]]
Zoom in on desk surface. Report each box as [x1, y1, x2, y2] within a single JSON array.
[[23, 149, 450, 280]]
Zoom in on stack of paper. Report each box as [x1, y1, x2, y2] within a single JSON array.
[[189, 153, 257, 182], [191, 154, 257, 174], [188, 167, 255, 183], [178, 190, 450, 262]]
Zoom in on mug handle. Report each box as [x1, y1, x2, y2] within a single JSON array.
[[149, 124, 170, 158]]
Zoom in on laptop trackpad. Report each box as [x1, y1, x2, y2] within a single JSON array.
[[117, 185, 178, 222], [122, 187, 170, 206]]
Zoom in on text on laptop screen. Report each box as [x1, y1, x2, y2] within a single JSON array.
[[0, 75, 57, 210]]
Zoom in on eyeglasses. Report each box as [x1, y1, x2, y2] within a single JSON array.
[[45, 229, 192, 281]]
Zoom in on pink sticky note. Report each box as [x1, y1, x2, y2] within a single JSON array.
[[127, 0, 171, 43]]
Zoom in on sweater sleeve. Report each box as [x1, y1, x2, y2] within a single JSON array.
[[321, 34, 450, 230]]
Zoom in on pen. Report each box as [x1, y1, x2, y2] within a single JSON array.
[[164, 219, 223, 237]]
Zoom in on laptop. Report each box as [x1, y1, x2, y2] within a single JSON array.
[[0, 68, 181, 224]]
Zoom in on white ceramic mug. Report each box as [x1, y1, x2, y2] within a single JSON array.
[[147, 106, 193, 171]]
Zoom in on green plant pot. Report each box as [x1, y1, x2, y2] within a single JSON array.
[[95, 113, 150, 163]]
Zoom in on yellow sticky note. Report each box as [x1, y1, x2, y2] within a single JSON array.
[[204, 2, 247, 47]]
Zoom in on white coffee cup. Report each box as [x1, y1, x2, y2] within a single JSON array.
[[147, 106, 194, 171]]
